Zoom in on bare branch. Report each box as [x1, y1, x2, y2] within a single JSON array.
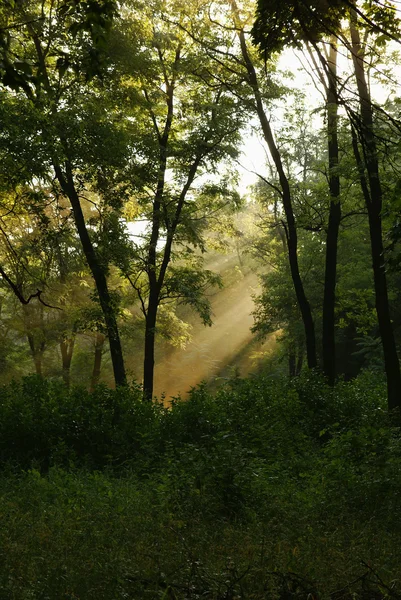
[[0, 265, 61, 309]]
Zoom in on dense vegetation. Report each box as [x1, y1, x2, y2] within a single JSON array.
[[0, 0, 401, 597], [0, 372, 400, 599], [0, 0, 400, 404]]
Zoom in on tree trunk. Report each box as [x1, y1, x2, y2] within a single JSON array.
[[54, 163, 127, 388], [141, 48, 202, 401], [349, 11, 401, 410], [60, 337, 75, 388], [90, 332, 105, 392], [143, 295, 157, 401], [28, 334, 44, 376], [289, 351, 296, 377], [322, 38, 341, 385], [296, 349, 303, 376], [33, 354, 43, 375], [24, 304, 45, 376], [231, 2, 317, 368]]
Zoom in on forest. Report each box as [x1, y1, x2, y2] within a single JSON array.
[[0, 0, 401, 597]]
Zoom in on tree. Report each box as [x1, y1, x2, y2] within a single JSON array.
[[347, 5, 401, 409], [212, 0, 319, 369], [107, 0, 243, 399], [0, 0, 128, 387], [252, 0, 401, 409], [321, 39, 341, 385], [0, 179, 109, 384]]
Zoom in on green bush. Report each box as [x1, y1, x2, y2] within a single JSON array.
[[0, 376, 165, 470], [0, 371, 400, 598]]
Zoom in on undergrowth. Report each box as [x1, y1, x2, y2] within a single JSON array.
[[0, 371, 399, 599]]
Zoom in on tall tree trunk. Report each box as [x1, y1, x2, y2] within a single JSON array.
[[296, 347, 304, 376], [24, 304, 45, 376], [349, 11, 401, 410], [141, 58, 176, 401], [23, 18, 126, 386], [141, 47, 205, 400], [60, 337, 75, 388], [143, 297, 157, 401], [231, 3, 317, 368], [33, 352, 43, 375], [289, 351, 296, 377], [27, 331, 44, 375], [54, 163, 127, 388], [322, 38, 341, 385], [90, 332, 105, 392]]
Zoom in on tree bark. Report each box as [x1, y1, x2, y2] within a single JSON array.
[[143, 299, 157, 401], [296, 348, 303, 376], [90, 332, 105, 392], [322, 38, 341, 385], [289, 351, 296, 377], [60, 336, 75, 388], [54, 163, 127, 388], [349, 10, 401, 410], [24, 304, 45, 376], [28, 333, 44, 376], [141, 53, 178, 401], [231, 3, 317, 368]]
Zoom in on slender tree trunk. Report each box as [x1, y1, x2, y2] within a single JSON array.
[[296, 349, 303, 376], [231, 2, 317, 368], [54, 163, 127, 388], [141, 48, 205, 400], [24, 304, 45, 376], [322, 38, 341, 385], [142, 153, 203, 401], [289, 351, 296, 377], [60, 337, 75, 388], [90, 332, 105, 392], [141, 61, 176, 401], [33, 353, 43, 375], [143, 292, 158, 401], [349, 11, 401, 410], [28, 333, 44, 376]]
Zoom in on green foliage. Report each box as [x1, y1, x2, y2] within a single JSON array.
[[0, 0, 117, 91], [252, 0, 346, 55], [252, 0, 400, 56], [1, 1, 401, 592], [0, 371, 400, 598], [163, 264, 223, 326], [0, 375, 164, 470]]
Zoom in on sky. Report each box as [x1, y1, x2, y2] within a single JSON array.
[[237, 39, 401, 196], [237, 49, 317, 195], [128, 35, 401, 239]]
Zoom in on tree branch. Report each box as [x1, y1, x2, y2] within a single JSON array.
[[0, 265, 60, 309]]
